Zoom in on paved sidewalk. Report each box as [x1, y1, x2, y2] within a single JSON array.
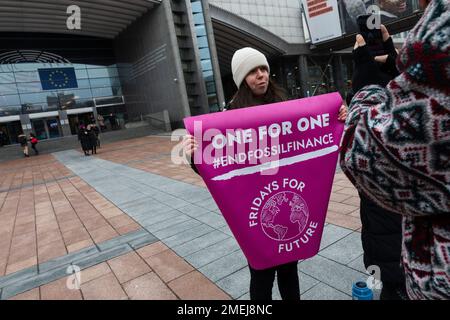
[[0, 135, 374, 300]]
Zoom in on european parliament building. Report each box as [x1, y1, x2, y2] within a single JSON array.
[[0, 0, 421, 158]]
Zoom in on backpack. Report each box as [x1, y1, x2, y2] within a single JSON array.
[[31, 137, 38, 144]]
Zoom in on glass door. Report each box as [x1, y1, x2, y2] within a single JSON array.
[[46, 118, 61, 139], [32, 119, 48, 140]]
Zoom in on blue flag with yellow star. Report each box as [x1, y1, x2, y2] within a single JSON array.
[[38, 67, 78, 90]]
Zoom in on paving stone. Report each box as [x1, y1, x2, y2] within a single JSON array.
[[301, 282, 351, 300], [237, 292, 250, 300], [159, 195, 190, 210], [199, 250, 247, 282], [169, 271, 231, 300], [122, 202, 174, 217], [195, 212, 227, 229], [109, 193, 148, 206], [124, 273, 177, 300], [176, 189, 212, 203], [163, 224, 214, 248], [218, 224, 234, 237], [139, 176, 176, 188], [107, 251, 151, 284], [38, 246, 99, 273], [176, 204, 210, 218], [147, 190, 179, 202], [172, 230, 230, 257], [81, 272, 127, 300], [120, 198, 162, 211], [193, 198, 220, 212], [72, 244, 133, 271], [347, 254, 367, 274], [153, 220, 202, 239], [138, 210, 180, 227], [7, 287, 40, 300], [128, 233, 158, 250], [299, 255, 367, 294], [97, 229, 148, 252], [185, 237, 241, 269], [0, 265, 38, 289], [144, 214, 192, 233], [1, 266, 68, 300], [298, 271, 321, 295], [319, 224, 353, 251], [144, 250, 194, 282], [158, 182, 199, 195], [320, 232, 364, 265], [215, 267, 250, 299]]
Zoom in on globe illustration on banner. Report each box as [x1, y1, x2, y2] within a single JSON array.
[[261, 191, 309, 241]]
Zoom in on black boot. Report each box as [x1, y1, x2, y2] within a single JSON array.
[[380, 283, 409, 300]]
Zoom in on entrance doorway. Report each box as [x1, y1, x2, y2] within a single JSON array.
[[68, 112, 94, 135], [30, 117, 62, 140], [0, 121, 23, 146]]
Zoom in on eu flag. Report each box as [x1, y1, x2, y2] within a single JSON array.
[[38, 67, 78, 90]]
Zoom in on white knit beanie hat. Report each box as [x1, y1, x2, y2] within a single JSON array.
[[231, 47, 270, 88]]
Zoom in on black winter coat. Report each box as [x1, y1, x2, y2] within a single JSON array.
[[359, 193, 405, 285], [78, 129, 91, 151]]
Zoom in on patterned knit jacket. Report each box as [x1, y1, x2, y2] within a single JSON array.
[[340, 0, 449, 299]]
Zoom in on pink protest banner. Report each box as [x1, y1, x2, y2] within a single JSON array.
[[184, 92, 344, 270]]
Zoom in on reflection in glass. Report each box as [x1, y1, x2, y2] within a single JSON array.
[[32, 119, 48, 140], [47, 118, 61, 138], [0, 62, 123, 115]]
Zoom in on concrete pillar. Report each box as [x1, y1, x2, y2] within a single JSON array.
[[332, 55, 345, 97], [58, 110, 72, 136], [298, 55, 309, 97], [19, 114, 31, 136]]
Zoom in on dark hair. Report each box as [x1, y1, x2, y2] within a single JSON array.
[[229, 78, 287, 109]]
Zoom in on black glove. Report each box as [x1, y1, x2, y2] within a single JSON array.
[[379, 37, 400, 79], [352, 44, 392, 93]]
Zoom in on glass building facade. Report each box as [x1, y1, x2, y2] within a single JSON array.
[[0, 61, 122, 117], [0, 34, 126, 145], [190, 0, 220, 112]]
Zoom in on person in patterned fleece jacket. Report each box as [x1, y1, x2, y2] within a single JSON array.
[[340, 0, 449, 299]]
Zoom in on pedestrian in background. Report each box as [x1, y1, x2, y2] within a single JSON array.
[[78, 123, 91, 156], [29, 133, 39, 156], [18, 133, 28, 157], [87, 123, 97, 155]]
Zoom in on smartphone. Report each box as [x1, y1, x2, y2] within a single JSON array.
[[356, 14, 386, 56]]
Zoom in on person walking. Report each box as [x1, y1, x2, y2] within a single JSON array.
[[97, 114, 106, 131], [341, 0, 449, 300], [0, 130, 6, 147], [17, 133, 29, 157], [183, 47, 348, 300], [92, 122, 100, 148], [29, 133, 39, 155], [78, 124, 91, 156], [87, 124, 97, 155]]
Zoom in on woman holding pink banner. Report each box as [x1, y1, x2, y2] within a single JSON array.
[[184, 47, 347, 300]]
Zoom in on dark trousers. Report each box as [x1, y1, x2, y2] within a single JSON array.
[[31, 143, 38, 154], [249, 261, 300, 300], [359, 194, 407, 299]]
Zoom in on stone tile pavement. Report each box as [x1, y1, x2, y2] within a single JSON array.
[[0, 135, 374, 300]]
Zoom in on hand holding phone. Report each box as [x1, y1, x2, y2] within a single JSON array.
[[356, 14, 387, 56]]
